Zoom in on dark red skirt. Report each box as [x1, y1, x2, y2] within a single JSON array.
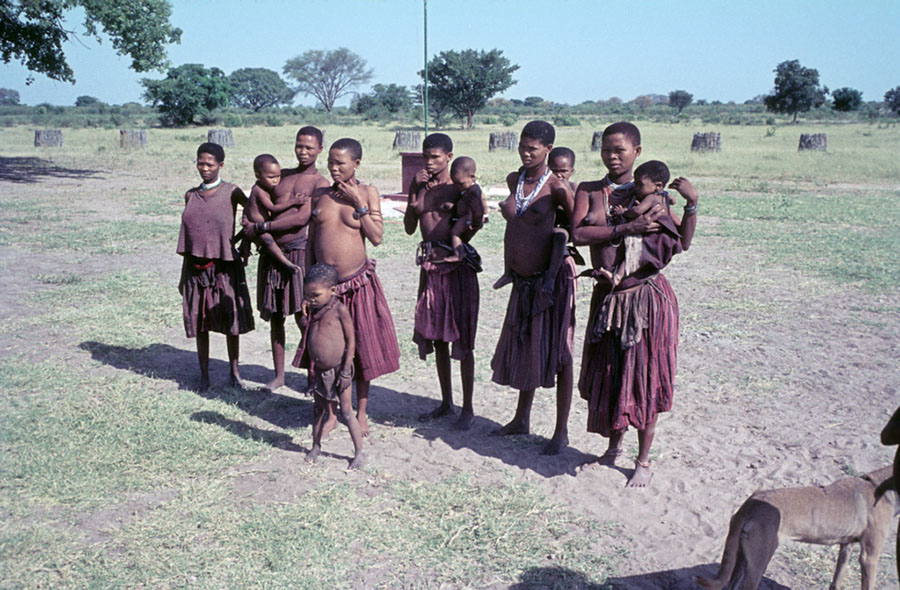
[[180, 257, 255, 338], [491, 257, 576, 391], [257, 246, 305, 321], [413, 258, 480, 361], [293, 259, 400, 382], [579, 274, 678, 436]]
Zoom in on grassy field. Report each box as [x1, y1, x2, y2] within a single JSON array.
[[0, 121, 898, 588]]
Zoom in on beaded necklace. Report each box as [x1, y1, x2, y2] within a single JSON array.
[[199, 178, 222, 192], [515, 167, 552, 217]]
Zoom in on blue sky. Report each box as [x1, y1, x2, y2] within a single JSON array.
[[1, 0, 898, 107]]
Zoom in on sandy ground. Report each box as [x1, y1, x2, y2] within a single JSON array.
[[2, 163, 898, 589]]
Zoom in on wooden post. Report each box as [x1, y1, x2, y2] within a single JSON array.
[[393, 130, 421, 151], [34, 129, 63, 147], [798, 133, 827, 151], [591, 131, 603, 151], [207, 129, 235, 148], [400, 152, 425, 195], [119, 129, 147, 148], [691, 132, 721, 152], [489, 131, 518, 152]]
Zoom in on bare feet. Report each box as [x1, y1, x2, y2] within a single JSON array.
[[264, 376, 284, 392], [451, 410, 475, 431], [306, 445, 321, 464], [492, 273, 513, 290], [321, 416, 338, 438], [577, 448, 621, 473], [626, 460, 653, 488], [541, 432, 569, 456], [492, 419, 529, 436], [229, 373, 245, 389], [348, 452, 366, 470], [418, 403, 455, 422], [358, 415, 370, 438], [198, 374, 210, 392]]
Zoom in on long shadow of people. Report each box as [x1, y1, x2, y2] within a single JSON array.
[[79, 341, 312, 430], [509, 566, 608, 589], [0, 156, 103, 183], [191, 410, 306, 453], [82, 340, 596, 478], [602, 564, 789, 590]]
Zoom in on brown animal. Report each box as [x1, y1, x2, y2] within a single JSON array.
[[881, 406, 900, 582], [697, 466, 898, 590]]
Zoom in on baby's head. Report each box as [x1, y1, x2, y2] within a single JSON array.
[[450, 156, 476, 191], [253, 154, 281, 191], [548, 147, 575, 181], [304, 263, 339, 310], [633, 160, 670, 199]]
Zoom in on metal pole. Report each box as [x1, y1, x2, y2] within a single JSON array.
[[423, 0, 429, 134]]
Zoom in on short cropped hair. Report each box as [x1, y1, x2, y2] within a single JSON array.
[[253, 153, 279, 174], [197, 142, 225, 163], [521, 120, 555, 146], [634, 160, 670, 186], [330, 138, 362, 160], [450, 156, 476, 176], [423, 132, 453, 154], [602, 121, 641, 147], [549, 147, 575, 166], [305, 263, 339, 287], [297, 126, 324, 147]]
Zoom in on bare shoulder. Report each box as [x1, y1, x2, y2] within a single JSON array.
[[505, 170, 520, 191], [577, 179, 608, 194]]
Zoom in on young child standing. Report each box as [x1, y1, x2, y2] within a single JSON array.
[[403, 134, 482, 430], [491, 120, 576, 456], [302, 263, 365, 469], [177, 142, 254, 391], [297, 138, 401, 438], [572, 121, 698, 487]]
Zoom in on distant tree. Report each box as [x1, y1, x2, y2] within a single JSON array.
[[608, 96, 622, 105], [647, 94, 668, 105], [422, 49, 519, 128], [0, 88, 20, 105], [75, 95, 100, 107], [1, 0, 181, 84], [229, 68, 291, 111], [371, 84, 412, 113], [763, 60, 827, 123], [668, 89, 693, 113], [523, 96, 544, 107], [633, 95, 653, 110], [142, 64, 232, 126], [283, 48, 373, 113], [695, 99, 708, 106], [884, 86, 900, 115], [830, 87, 863, 112]]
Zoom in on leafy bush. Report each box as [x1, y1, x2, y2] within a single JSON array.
[[553, 114, 580, 126], [265, 114, 283, 127], [481, 116, 497, 125], [500, 113, 517, 127], [223, 113, 243, 127]]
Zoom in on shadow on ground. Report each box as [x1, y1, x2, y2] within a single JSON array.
[[0, 156, 104, 183], [509, 566, 608, 589], [600, 564, 789, 590], [81, 340, 597, 477]]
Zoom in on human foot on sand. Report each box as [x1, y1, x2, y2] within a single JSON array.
[[492, 419, 529, 436], [198, 374, 210, 392], [626, 459, 653, 487], [347, 452, 365, 470], [578, 448, 621, 472], [264, 375, 284, 392], [306, 445, 320, 463], [229, 373, 245, 389], [451, 410, 475, 431], [541, 432, 569, 455], [418, 403, 455, 422]]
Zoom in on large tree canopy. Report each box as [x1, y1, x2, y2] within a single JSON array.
[[142, 64, 231, 126], [283, 48, 373, 113], [763, 60, 827, 123], [884, 87, 900, 116], [668, 89, 693, 113], [0, 0, 182, 84], [422, 49, 518, 129], [830, 87, 863, 112], [229, 67, 292, 112]]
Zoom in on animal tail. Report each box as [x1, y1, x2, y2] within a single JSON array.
[[696, 509, 745, 590]]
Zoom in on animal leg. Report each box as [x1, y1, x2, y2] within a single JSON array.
[[859, 525, 889, 590], [828, 543, 850, 590], [733, 518, 778, 590]]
